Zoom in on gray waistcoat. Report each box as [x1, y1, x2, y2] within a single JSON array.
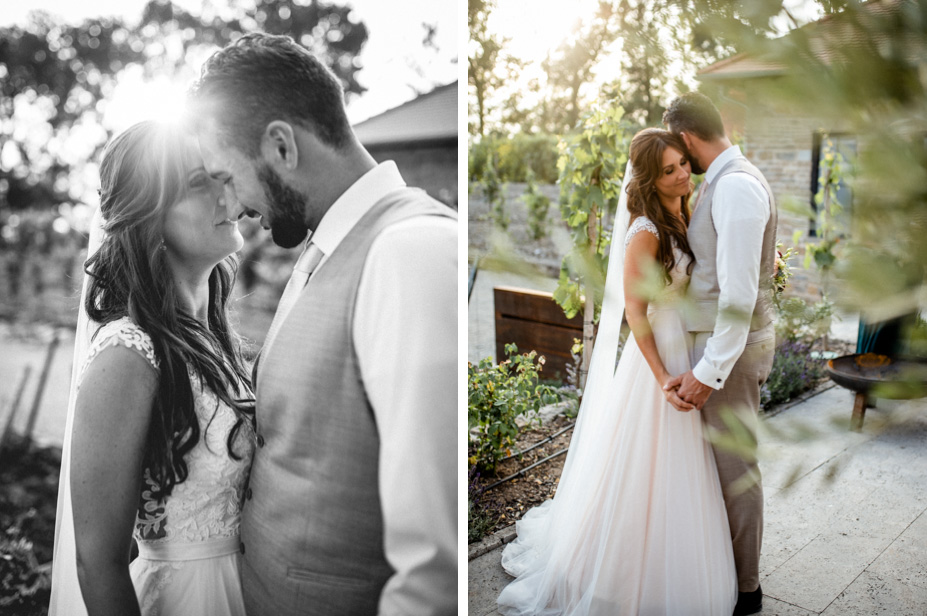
[[241, 188, 455, 616], [686, 157, 778, 333]]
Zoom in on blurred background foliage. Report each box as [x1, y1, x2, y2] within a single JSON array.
[[469, 0, 927, 327], [0, 0, 370, 334]]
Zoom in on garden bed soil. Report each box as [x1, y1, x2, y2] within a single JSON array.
[[473, 414, 574, 537]]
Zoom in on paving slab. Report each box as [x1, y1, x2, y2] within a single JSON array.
[[762, 532, 893, 612], [469, 548, 514, 616], [759, 596, 818, 615], [820, 570, 927, 616], [865, 509, 927, 590]]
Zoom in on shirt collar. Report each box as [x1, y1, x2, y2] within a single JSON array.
[[308, 161, 406, 257], [704, 145, 743, 185]]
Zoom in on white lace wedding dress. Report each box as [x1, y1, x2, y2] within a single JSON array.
[[497, 217, 737, 615], [78, 317, 253, 615]]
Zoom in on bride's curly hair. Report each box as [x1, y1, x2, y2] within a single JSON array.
[[626, 128, 696, 283], [85, 120, 255, 501]]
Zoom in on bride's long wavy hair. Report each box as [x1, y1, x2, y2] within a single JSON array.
[[85, 120, 255, 501], [626, 128, 696, 282]]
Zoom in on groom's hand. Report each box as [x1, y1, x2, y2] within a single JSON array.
[[661, 376, 696, 413], [664, 371, 713, 410]]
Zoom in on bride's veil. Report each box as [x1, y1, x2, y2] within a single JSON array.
[[500, 160, 634, 581], [49, 206, 105, 616], [551, 159, 632, 493]]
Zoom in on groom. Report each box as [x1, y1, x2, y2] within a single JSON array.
[[662, 92, 776, 616], [190, 34, 457, 615]]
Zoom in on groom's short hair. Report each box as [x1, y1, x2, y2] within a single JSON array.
[[190, 32, 353, 157], [662, 92, 725, 141]]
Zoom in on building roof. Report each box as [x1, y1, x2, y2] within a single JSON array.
[[352, 81, 457, 147], [698, 0, 909, 81]]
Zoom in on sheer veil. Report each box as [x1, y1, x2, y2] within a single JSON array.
[[499, 159, 634, 575], [49, 206, 105, 616]]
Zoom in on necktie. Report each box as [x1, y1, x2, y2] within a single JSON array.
[[263, 242, 324, 352], [693, 180, 709, 212]]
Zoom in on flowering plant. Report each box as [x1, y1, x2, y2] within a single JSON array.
[[773, 241, 795, 304]]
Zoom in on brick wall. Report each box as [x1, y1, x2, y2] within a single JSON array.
[[716, 80, 852, 301]]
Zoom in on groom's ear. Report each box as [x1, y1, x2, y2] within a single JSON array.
[[260, 121, 298, 171], [679, 131, 694, 152]]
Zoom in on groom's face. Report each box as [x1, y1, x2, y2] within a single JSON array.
[[674, 130, 706, 175], [197, 120, 309, 248]]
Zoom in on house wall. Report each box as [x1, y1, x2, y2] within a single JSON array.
[[366, 141, 457, 208], [715, 79, 850, 301]]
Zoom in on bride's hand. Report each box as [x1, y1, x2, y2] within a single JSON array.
[[661, 374, 695, 412]]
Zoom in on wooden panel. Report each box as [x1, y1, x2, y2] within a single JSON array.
[[494, 286, 584, 328], [493, 286, 585, 382], [495, 317, 581, 379]]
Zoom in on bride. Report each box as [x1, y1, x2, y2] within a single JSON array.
[[497, 128, 737, 615], [49, 120, 254, 615]]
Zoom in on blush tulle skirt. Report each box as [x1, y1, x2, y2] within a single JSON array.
[[497, 308, 737, 616]]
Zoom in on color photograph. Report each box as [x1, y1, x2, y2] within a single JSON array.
[[467, 1, 927, 614]]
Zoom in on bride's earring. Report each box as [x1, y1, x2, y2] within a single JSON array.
[[159, 238, 167, 251]]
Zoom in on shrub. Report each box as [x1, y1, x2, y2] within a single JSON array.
[[468, 344, 560, 474], [480, 155, 509, 230], [761, 340, 825, 409], [467, 466, 501, 543], [496, 133, 560, 183], [775, 296, 834, 344], [468, 133, 560, 184], [0, 533, 50, 616], [522, 168, 551, 240]]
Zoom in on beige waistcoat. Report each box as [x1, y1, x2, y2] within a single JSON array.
[[240, 188, 455, 616]]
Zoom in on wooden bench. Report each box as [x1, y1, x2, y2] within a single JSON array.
[[493, 286, 586, 382]]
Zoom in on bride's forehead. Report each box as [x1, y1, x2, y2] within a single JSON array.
[[662, 147, 684, 163], [176, 137, 204, 171]]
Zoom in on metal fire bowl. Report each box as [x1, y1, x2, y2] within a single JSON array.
[[826, 354, 927, 400]]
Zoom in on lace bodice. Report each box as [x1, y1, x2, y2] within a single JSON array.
[[79, 317, 254, 546], [625, 216, 691, 308]]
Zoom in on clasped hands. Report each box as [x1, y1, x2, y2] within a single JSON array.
[[661, 371, 713, 413]]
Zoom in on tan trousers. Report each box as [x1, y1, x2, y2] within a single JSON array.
[[694, 331, 775, 592]]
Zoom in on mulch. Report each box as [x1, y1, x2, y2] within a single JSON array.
[[473, 414, 575, 536]]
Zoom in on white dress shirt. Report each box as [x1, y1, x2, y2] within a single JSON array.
[[309, 161, 457, 615], [692, 146, 771, 390]]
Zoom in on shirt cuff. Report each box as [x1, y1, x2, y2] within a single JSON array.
[[693, 359, 727, 390]]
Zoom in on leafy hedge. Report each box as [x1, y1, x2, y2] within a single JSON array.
[[469, 133, 560, 184]]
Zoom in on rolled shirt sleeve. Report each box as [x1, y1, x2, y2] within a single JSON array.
[[353, 216, 458, 616], [692, 173, 771, 390]]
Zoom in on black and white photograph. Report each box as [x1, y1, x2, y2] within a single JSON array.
[[467, 0, 927, 614], [0, 1, 457, 614]]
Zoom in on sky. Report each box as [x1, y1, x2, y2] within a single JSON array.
[[0, 0, 458, 125]]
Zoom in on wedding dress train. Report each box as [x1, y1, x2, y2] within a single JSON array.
[[497, 217, 737, 616]]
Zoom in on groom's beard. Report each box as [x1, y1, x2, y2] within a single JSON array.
[[688, 155, 706, 176], [257, 163, 310, 249]]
